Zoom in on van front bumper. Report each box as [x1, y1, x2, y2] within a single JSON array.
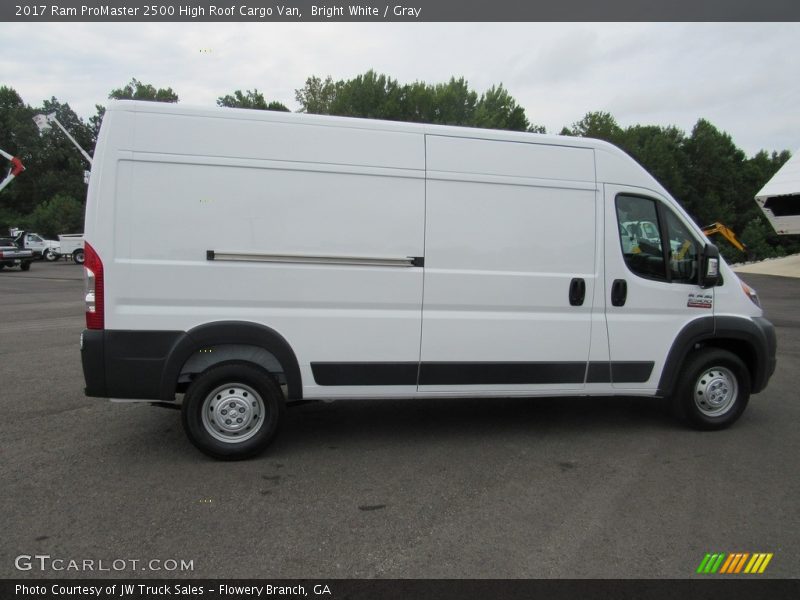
[[751, 316, 777, 394]]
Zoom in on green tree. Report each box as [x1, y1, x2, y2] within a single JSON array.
[[330, 70, 404, 120], [295, 75, 340, 114], [108, 78, 179, 102], [427, 77, 477, 125], [682, 119, 745, 236], [0, 85, 38, 218], [473, 84, 530, 131], [91, 79, 180, 146], [32, 98, 94, 208], [564, 111, 624, 144], [88, 104, 106, 144], [25, 193, 85, 237], [294, 71, 544, 132], [217, 89, 289, 111], [620, 124, 689, 201]]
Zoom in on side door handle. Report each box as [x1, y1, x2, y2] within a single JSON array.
[[569, 277, 586, 306], [611, 279, 627, 307]]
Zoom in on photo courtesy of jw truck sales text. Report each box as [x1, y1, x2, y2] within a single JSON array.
[[80, 100, 776, 460]]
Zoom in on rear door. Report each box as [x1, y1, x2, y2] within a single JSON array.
[[418, 136, 599, 394]]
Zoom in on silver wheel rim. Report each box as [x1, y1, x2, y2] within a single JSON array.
[[694, 366, 738, 417], [201, 383, 265, 443]]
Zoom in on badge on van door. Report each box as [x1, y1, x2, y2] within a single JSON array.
[[687, 292, 713, 309]]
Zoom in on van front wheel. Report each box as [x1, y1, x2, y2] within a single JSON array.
[[674, 348, 750, 430], [181, 362, 285, 460]]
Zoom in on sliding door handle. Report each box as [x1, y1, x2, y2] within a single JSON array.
[[569, 278, 586, 306], [611, 279, 627, 307]]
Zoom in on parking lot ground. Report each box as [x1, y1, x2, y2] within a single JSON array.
[[0, 262, 798, 579]]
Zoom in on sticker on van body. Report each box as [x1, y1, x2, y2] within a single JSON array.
[[687, 292, 713, 309]]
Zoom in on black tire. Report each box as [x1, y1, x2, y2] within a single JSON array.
[[20, 261, 31, 272], [72, 248, 85, 264], [181, 361, 285, 460], [673, 348, 750, 430], [43, 249, 58, 262]]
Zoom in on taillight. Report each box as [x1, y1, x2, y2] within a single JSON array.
[[84, 242, 104, 329]]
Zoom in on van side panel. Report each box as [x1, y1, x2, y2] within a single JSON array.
[[419, 136, 598, 392], [106, 112, 426, 399]]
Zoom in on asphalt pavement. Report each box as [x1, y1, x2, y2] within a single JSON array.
[[0, 261, 798, 579]]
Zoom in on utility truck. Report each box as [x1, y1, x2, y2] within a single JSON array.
[[81, 101, 777, 459], [56, 234, 85, 263], [10, 229, 60, 260]]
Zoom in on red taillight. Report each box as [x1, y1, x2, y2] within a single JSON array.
[[84, 241, 104, 329]]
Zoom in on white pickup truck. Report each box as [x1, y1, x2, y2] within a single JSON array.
[[10, 230, 60, 260], [9, 228, 85, 263]]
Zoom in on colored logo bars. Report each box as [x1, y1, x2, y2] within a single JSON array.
[[696, 553, 773, 574]]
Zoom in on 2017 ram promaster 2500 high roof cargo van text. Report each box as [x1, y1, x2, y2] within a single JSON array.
[[80, 101, 776, 459]]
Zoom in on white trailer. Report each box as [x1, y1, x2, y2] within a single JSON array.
[[755, 150, 800, 235], [80, 101, 777, 459]]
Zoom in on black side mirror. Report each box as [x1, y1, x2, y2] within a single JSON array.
[[700, 243, 720, 289]]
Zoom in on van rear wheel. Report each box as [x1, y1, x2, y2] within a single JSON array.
[[181, 362, 285, 460], [673, 348, 750, 430]]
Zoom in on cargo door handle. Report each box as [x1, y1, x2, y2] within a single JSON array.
[[569, 278, 586, 306], [611, 279, 627, 307]]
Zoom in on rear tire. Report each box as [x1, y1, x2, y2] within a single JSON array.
[[181, 362, 285, 460], [20, 261, 31, 272], [673, 348, 750, 430], [72, 248, 85, 264]]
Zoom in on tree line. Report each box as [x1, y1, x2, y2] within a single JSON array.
[[0, 72, 795, 260]]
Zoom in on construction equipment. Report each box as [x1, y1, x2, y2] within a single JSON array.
[[702, 222, 748, 254], [0, 147, 25, 194]]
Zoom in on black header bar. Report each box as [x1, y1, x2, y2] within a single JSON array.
[[3, 0, 799, 22]]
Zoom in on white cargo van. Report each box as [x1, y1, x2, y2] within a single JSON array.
[[81, 101, 776, 459]]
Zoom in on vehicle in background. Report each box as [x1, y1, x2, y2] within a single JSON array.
[[0, 236, 34, 271], [56, 234, 85, 264], [702, 222, 750, 259], [10, 229, 60, 260], [755, 149, 800, 235]]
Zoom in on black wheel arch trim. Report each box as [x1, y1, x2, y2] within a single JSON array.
[[160, 321, 303, 401], [658, 315, 776, 397]]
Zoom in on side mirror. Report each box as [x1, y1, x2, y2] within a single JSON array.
[[700, 243, 720, 289]]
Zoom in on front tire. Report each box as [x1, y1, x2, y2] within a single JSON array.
[[181, 362, 285, 460], [673, 348, 750, 430], [43, 249, 58, 261]]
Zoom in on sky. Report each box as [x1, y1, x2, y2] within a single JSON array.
[[1, 22, 798, 156]]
